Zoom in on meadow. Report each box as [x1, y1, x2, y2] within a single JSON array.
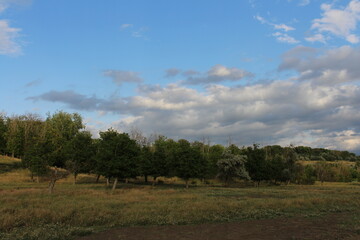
[[0, 158, 360, 240]]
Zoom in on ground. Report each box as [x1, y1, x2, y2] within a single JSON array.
[[1, 161, 360, 240], [79, 213, 359, 240]]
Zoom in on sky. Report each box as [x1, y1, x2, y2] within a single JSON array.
[[1, 0, 360, 153]]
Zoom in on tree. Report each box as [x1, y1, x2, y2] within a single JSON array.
[[96, 129, 140, 192], [207, 144, 225, 179], [6, 115, 25, 158], [24, 111, 84, 193], [0, 113, 7, 155], [151, 136, 176, 184], [191, 141, 210, 181], [217, 152, 250, 186], [314, 161, 333, 184], [174, 139, 205, 188], [245, 145, 267, 186], [43, 111, 84, 168], [139, 145, 154, 183], [65, 131, 95, 184]]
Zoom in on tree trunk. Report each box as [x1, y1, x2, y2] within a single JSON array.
[[96, 174, 100, 183], [106, 177, 110, 186], [48, 179, 56, 194], [112, 177, 118, 193], [74, 173, 77, 185], [36, 176, 40, 183], [185, 179, 189, 189], [144, 175, 148, 183], [125, 178, 128, 184], [152, 176, 157, 186]]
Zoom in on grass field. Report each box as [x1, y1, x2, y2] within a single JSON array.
[[0, 164, 359, 239]]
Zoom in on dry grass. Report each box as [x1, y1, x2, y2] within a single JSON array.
[[0, 155, 21, 165], [0, 170, 359, 240], [299, 160, 356, 167]]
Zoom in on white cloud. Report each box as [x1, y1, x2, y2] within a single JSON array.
[[255, 15, 296, 32], [299, 0, 310, 6], [120, 23, 148, 39], [183, 64, 253, 85], [274, 23, 295, 32], [120, 23, 133, 30], [255, 15, 298, 44], [288, 0, 310, 7], [255, 15, 266, 24], [273, 32, 300, 44], [131, 27, 147, 38], [0, 20, 22, 55], [310, 0, 360, 43], [0, 0, 30, 56], [305, 33, 326, 43]]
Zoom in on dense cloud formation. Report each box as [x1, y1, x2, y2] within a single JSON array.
[[28, 46, 360, 153]]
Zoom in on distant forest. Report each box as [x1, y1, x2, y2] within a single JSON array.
[[0, 111, 359, 191]]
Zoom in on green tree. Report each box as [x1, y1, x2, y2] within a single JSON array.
[[207, 144, 225, 179], [191, 141, 210, 180], [96, 129, 140, 192], [217, 152, 250, 186], [152, 136, 176, 184], [245, 145, 267, 186], [65, 131, 95, 184], [0, 113, 7, 155], [174, 139, 204, 188], [43, 111, 84, 167], [139, 145, 154, 183]]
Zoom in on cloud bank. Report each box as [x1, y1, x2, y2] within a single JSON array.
[[28, 45, 360, 153]]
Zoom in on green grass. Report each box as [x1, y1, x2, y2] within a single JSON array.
[[0, 169, 359, 240]]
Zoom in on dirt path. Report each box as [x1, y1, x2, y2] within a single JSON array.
[[78, 213, 359, 240]]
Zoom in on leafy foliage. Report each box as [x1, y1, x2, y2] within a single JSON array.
[[217, 152, 250, 186]]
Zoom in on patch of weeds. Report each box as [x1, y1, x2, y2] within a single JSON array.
[[0, 224, 95, 240]]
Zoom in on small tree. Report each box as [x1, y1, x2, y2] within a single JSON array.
[[314, 161, 332, 184], [217, 152, 250, 186]]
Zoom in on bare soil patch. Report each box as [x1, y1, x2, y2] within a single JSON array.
[[78, 213, 359, 240]]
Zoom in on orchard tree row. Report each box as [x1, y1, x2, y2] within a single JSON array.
[[0, 111, 359, 193]]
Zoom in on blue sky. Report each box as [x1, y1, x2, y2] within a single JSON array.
[[1, 0, 360, 153]]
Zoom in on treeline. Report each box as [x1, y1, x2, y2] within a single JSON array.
[[0, 111, 359, 192]]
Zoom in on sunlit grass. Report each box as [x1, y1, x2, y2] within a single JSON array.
[[0, 155, 21, 165]]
